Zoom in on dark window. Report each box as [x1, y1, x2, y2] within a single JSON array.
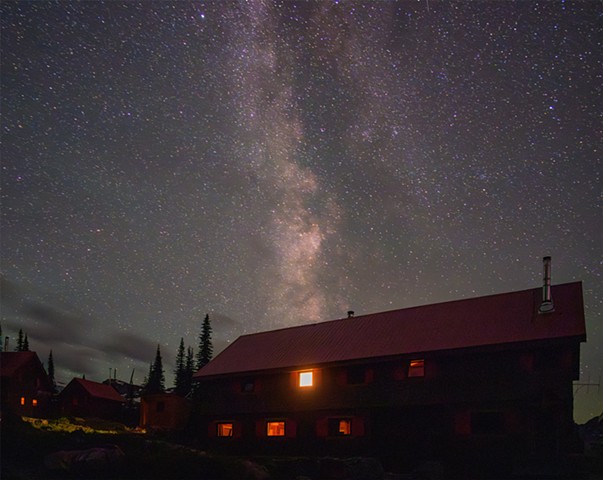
[[408, 359, 425, 377], [241, 378, 255, 393], [328, 418, 352, 436], [347, 366, 365, 385], [156, 401, 165, 412], [471, 412, 505, 435], [534, 350, 559, 371]]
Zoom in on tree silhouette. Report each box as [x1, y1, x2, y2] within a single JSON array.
[[174, 338, 188, 396], [16, 329, 24, 351], [47, 350, 56, 393], [144, 344, 165, 394], [23, 334, 29, 351], [196, 314, 213, 370], [185, 346, 195, 394], [0, 323, 3, 352]]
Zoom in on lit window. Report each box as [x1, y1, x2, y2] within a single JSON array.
[[20, 397, 25, 406], [267, 421, 285, 437], [217, 423, 233, 437], [408, 359, 425, 377], [32, 399, 38, 407], [328, 418, 352, 436], [299, 370, 313, 387]]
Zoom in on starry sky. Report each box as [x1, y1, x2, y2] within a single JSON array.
[[1, 1, 601, 422]]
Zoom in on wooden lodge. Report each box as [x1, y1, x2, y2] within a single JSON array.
[[0, 351, 53, 417], [58, 377, 125, 420], [192, 264, 586, 474]]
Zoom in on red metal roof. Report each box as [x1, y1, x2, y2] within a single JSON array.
[[195, 282, 586, 378], [71, 378, 125, 403], [1, 351, 41, 377]]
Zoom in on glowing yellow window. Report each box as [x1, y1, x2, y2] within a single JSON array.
[[408, 359, 425, 377], [20, 397, 25, 406], [32, 399, 38, 407], [298, 370, 313, 387], [217, 423, 233, 437], [267, 421, 285, 437]]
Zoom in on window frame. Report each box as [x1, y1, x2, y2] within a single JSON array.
[[298, 370, 314, 388], [216, 422, 234, 437], [266, 420, 286, 437], [408, 359, 425, 377], [328, 417, 352, 437]]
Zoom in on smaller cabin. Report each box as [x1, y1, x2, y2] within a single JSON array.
[[0, 351, 53, 417], [58, 378, 124, 420], [140, 393, 192, 431]]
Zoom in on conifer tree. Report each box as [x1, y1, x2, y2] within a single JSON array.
[[23, 334, 29, 351], [185, 346, 195, 394], [174, 338, 187, 395], [0, 323, 3, 352], [196, 314, 213, 369], [16, 329, 24, 351], [47, 350, 56, 393], [145, 344, 165, 394]]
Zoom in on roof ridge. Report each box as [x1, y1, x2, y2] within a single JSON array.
[[238, 282, 581, 339]]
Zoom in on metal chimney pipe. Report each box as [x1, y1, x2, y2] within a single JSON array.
[[347, 310, 355, 318], [539, 256, 554, 313]]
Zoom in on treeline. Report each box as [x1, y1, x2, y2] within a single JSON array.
[[1, 324, 57, 393], [142, 313, 213, 397], [1, 314, 214, 398]]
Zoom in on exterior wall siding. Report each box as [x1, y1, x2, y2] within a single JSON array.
[[193, 341, 580, 471]]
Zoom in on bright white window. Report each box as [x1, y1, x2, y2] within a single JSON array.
[[298, 370, 313, 387]]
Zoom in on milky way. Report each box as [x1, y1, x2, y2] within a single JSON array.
[[1, 1, 601, 421]]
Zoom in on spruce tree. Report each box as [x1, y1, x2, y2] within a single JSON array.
[[174, 338, 187, 395], [16, 329, 24, 351], [185, 346, 195, 394], [145, 344, 165, 394], [196, 314, 213, 369], [47, 350, 56, 393], [23, 334, 29, 351]]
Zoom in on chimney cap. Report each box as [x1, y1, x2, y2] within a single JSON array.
[[347, 310, 354, 318], [539, 256, 554, 314]]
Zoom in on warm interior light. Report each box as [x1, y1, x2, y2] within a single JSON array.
[[339, 419, 351, 435], [267, 421, 285, 436], [408, 359, 425, 377], [20, 397, 25, 406], [32, 399, 38, 406], [299, 370, 313, 387], [217, 423, 233, 437]]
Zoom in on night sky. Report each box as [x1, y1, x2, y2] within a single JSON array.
[[1, 1, 601, 422]]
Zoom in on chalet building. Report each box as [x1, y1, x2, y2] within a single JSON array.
[[140, 393, 192, 431], [58, 377, 125, 420], [192, 264, 586, 474], [1, 351, 53, 417]]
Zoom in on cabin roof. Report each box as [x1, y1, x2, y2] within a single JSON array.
[[68, 378, 125, 403], [194, 282, 586, 378], [1, 351, 42, 377]]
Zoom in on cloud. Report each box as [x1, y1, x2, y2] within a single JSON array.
[[102, 331, 160, 364]]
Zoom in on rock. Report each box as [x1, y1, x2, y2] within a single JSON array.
[[44, 444, 124, 471], [241, 459, 270, 479]]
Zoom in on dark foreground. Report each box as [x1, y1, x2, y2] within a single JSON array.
[[2, 414, 602, 480]]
